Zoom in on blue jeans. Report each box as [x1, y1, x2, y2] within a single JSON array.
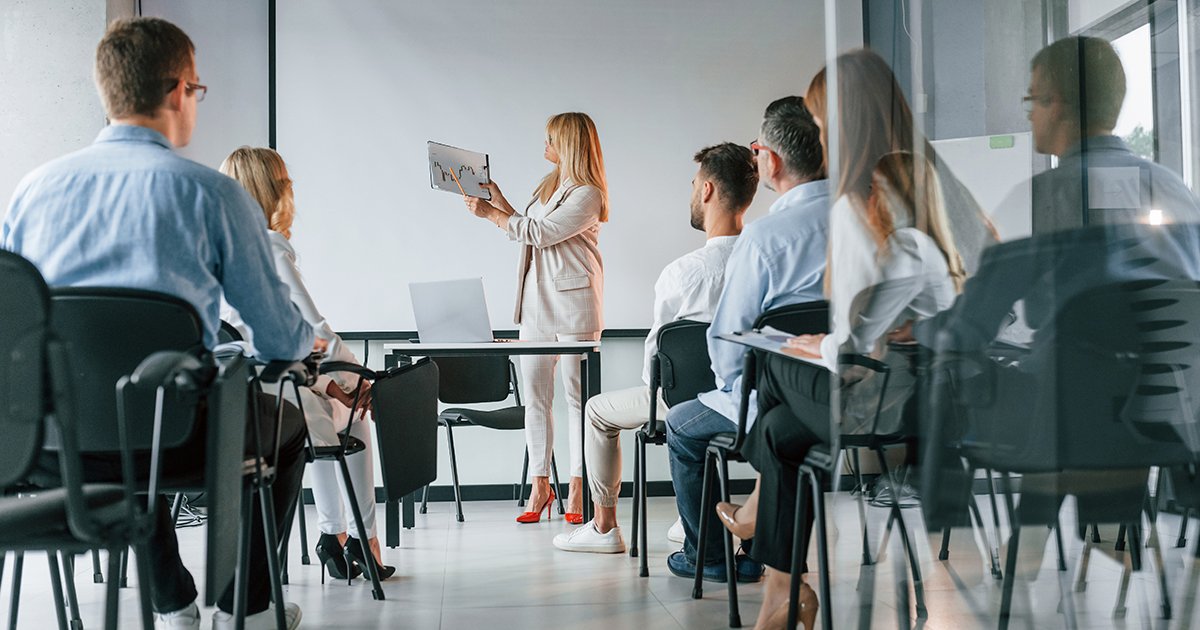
[[666, 398, 737, 565]]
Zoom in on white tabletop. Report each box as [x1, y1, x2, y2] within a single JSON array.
[[383, 340, 601, 352]]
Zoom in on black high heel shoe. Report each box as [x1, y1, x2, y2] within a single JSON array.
[[344, 538, 396, 581], [315, 533, 361, 584]]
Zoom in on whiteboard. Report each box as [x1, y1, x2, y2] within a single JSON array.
[[276, 0, 824, 331], [932, 132, 1034, 241]]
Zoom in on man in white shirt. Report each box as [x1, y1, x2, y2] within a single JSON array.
[[553, 143, 758, 554]]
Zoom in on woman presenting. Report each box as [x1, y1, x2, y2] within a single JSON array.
[[465, 112, 609, 524]]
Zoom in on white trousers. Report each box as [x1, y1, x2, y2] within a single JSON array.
[[584, 385, 668, 507], [308, 418, 378, 540], [519, 327, 599, 478]]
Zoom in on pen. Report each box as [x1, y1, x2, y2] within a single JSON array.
[[447, 167, 468, 197]]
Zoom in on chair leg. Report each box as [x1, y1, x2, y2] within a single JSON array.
[[91, 549, 104, 584], [1054, 520, 1068, 572], [853, 448, 873, 566], [444, 424, 465, 523], [104, 549, 120, 630], [998, 476, 1021, 630], [297, 492, 310, 565], [46, 553, 69, 630], [629, 435, 641, 559], [550, 452, 566, 515], [1115, 524, 1127, 551], [639, 436, 650, 578], [811, 471, 834, 630], [967, 496, 1001, 579], [420, 484, 430, 514], [518, 449, 529, 508], [256, 485, 289, 630], [339, 455, 385, 601], [692, 450, 715, 600], [1147, 515, 1172, 620], [61, 553, 83, 630], [232, 484, 253, 630], [132, 544, 155, 630], [1090, 523, 1102, 544], [8, 552, 23, 630], [118, 548, 129, 588], [170, 492, 185, 525], [716, 451, 740, 628], [1177, 508, 1190, 548], [938, 527, 952, 561], [786, 469, 811, 630], [877, 448, 926, 619]]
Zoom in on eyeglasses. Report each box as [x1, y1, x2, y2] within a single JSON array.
[[750, 139, 772, 157], [1021, 93, 1052, 114], [165, 78, 207, 103], [185, 81, 207, 103]]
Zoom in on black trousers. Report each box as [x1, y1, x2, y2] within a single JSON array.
[[743, 352, 832, 573], [34, 391, 307, 615]]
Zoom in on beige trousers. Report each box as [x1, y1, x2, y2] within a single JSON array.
[[584, 385, 669, 507], [519, 328, 599, 478]]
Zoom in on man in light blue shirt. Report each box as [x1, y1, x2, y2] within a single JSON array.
[[665, 97, 829, 582], [3, 18, 310, 629]]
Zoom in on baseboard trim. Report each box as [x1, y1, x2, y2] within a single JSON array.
[[300, 474, 1010, 505]]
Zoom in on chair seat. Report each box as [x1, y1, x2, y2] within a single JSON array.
[[0, 485, 128, 546], [637, 421, 667, 444], [440, 405, 525, 430], [311, 436, 368, 460]]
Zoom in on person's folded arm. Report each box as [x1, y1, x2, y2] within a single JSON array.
[[505, 186, 601, 249], [211, 185, 314, 361]]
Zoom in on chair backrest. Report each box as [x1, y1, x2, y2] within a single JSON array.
[[218, 320, 244, 343], [373, 358, 440, 500], [1051, 279, 1200, 469], [197, 354, 249, 606], [433, 355, 512, 404], [656, 319, 716, 407], [753, 300, 830, 335], [0, 252, 49, 488], [50, 288, 206, 452]]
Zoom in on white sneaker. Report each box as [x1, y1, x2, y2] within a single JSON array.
[[553, 521, 626, 554], [212, 602, 302, 630], [667, 517, 685, 544], [155, 602, 200, 629]]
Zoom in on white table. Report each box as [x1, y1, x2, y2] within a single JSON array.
[[382, 340, 602, 539]]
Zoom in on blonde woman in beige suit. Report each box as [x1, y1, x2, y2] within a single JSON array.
[[465, 112, 608, 524]]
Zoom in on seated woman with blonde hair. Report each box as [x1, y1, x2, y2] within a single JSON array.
[[219, 146, 394, 582]]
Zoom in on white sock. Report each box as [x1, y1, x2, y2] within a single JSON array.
[[159, 602, 199, 618]]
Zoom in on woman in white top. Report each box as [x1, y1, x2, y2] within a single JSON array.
[[219, 147, 394, 582], [465, 112, 609, 524], [741, 149, 964, 629]]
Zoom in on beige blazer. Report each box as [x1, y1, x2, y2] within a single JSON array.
[[507, 179, 604, 334]]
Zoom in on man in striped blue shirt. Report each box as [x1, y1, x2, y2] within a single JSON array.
[[3, 18, 310, 630]]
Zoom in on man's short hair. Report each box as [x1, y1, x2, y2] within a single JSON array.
[[95, 17, 195, 119], [694, 143, 758, 211], [1032, 36, 1126, 132], [760, 96, 825, 181]]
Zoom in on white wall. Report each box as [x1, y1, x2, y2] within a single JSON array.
[[277, 0, 828, 332], [139, 0, 268, 170], [0, 0, 107, 211]]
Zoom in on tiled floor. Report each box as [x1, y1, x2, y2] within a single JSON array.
[[2, 493, 1199, 629]]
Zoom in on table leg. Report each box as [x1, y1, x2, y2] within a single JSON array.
[[386, 500, 399, 548], [581, 348, 601, 523]]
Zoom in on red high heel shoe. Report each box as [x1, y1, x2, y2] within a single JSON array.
[[516, 489, 555, 523], [564, 512, 584, 525]]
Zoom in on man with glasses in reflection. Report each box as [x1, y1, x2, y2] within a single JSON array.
[[1024, 36, 1199, 233]]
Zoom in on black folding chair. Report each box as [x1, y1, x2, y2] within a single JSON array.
[[418, 356, 564, 521], [951, 280, 1200, 628], [51, 288, 305, 630], [631, 319, 715, 577], [692, 301, 829, 628]]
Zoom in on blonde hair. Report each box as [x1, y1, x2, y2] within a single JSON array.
[[866, 152, 966, 292], [534, 112, 609, 222], [219, 146, 296, 239]]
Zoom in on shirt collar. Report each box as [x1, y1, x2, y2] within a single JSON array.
[[769, 179, 830, 214], [95, 124, 175, 150], [704, 234, 739, 248], [1060, 135, 1126, 160]]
